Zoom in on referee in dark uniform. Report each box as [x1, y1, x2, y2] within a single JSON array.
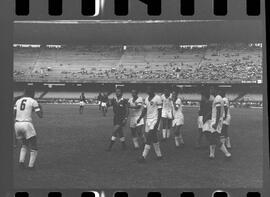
[[106, 87, 129, 151]]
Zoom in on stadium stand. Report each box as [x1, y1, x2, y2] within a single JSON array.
[[14, 43, 262, 83]]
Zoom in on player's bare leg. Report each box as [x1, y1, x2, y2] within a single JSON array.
[[137, 125, 146, 146], [219, 134, 231, 158], [138, 132, 152, 163], [222, 124, 231, 148], [19, 139, 27, 169], [205, 132, 216, 159], [106, 125, 120, 151], [152, 130, 163, 160], [118, 127, 127, 150], [174, 125, 180, 148], [131, 127, 139, 150], [162, 118, 168, 141], [27, 136, 38, 170], [166, 119, 172, 139], [174, 125, 184, 148]]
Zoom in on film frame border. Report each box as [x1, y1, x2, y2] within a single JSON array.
[[1, 0, 269, 196]]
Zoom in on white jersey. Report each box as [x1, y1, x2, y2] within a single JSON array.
[[128, 97, 144, 118], [212, 95, 224, 122], [173, 98, 183, 119], [145, 95, 162, 121], [14, 97, 40, 122], [161, 94, 173, 112]]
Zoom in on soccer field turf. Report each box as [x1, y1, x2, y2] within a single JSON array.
[[13, 104, 263, 189]]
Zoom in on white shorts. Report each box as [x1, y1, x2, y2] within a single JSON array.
[[172, 116, 184, 127], [79, 101, 85, 106], [162, 110, 173, 119], [98, 101, 101, 105], [202, 119, 223, 134], [198, 116, 203, 129], [145, 119, 157, 133], [223, 115, 231, 125], [101, 102, 107, 107], [14, 122, 36, 140], [130, 117, 144, 128]]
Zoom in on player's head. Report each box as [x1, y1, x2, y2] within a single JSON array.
[[146, 86, 154, 96], [81, 92, 84, 96], [171, 90, 178, 100], [164, 89, 170, 97], [115, 87, 122, 98], [24, 86, 35, 98], [131, 89, 138, 98], [201, 88, 210, 101], [220, 89, 226, 98]]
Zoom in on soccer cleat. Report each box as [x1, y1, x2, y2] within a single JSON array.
[[225, 153, 232, 160], [27, 166, 36, 171], [137, 156, 146, 163], [209, 154, 215, 159]]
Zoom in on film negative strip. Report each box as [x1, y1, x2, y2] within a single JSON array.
[[0, 0, 269, 197]]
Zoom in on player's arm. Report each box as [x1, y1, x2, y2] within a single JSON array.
[[155, 108, 162, 130], [129, 100, 143, 109], [13, 104, 17, 120], [33, 101, 43, 118], [224, 101, 228, 120], [137, 107, 147, 123]]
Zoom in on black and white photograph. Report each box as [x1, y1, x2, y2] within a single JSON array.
[[13, 19, 263, 189]]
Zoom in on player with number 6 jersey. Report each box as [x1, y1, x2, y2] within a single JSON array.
[[14, 87, 43, 170]]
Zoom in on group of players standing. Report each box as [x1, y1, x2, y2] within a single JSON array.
[[13, 85, 232, 170], [91, 86, 232, 163]]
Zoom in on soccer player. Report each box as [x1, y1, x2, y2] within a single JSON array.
[[161, 89, 174, 141], [101, 92, 109, 116], [14, 87, 43, 170], [137, 86, 163, 163], [202, 87, 231, 159], [196, 92, 206, 148], [106, 88, 129, 151], [172, 91, 184, 148], [128, 89, 145, 149], [221, 91, 232, 149], [79, 92, 86, 114], [97, 92, 102, 111]]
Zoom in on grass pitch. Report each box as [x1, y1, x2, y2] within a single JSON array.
[[13, 104, 263, 189]]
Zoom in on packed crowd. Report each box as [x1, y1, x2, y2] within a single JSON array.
[[14, 44, 262, 83]]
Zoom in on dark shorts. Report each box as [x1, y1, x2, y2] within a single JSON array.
[[145, 129, 159, 144]]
